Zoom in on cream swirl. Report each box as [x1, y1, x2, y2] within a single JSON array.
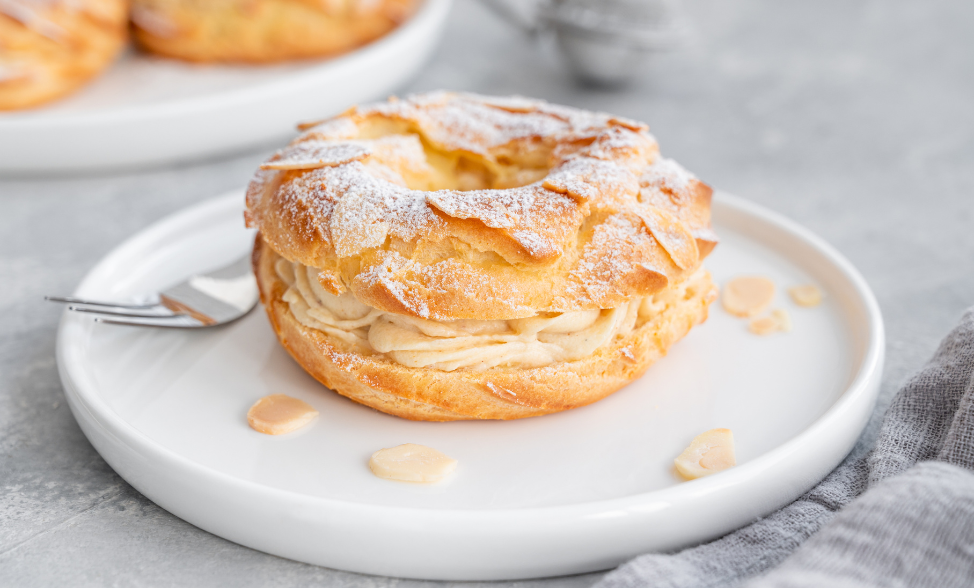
[[276, 258, 702, 372]]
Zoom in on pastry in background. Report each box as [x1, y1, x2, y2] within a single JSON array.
[[130, 0, 420, 63], [0, 0, 128, 110]]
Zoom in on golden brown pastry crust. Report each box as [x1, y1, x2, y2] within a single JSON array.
[[130, 0, 419, 63], [245, 92, 718, 322], [0, 0, 127, 110], [247, 92, 719, 421], [255, 237, 717, 421]]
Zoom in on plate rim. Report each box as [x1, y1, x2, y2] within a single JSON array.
[[55, 190, 885, 577]]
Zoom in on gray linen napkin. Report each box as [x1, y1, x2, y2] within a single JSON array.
[[596, 307, 974, 588]]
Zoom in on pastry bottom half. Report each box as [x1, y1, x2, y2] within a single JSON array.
[[254, 237, 716, 421]]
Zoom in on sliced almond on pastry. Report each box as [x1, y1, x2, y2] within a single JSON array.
[[260, 141, 371, 170], [369, 443, 457, 483], [789, 284, 823, 307], [722, 276, 775, 317], [247, 394, 318, 435], [675, 428, 736, 479]]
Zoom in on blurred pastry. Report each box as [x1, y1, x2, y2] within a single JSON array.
[[246, 92, 719, 421], [131, 0, 419, 63], [0, 0, 128, 110]]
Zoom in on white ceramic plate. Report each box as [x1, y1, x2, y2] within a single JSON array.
[[57, 190, 883, 581], [0, 0, 451, 174]]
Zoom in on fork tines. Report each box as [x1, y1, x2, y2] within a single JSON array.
[[48, 296, 205, 327], [45, 296, 160, 309]]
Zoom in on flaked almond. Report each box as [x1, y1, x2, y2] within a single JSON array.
[[260, 141, 371, 170], [722, 276, 775, 317], [749, 315, 779, 336], [789, 285, 823, 307], [369, 443, 457, 484], [675, 428, 736, 480], [772, 308, 793, 332], [749, 308, 792, 336], [247, 394, 318, 435]]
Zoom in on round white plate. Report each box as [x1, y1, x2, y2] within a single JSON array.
[[57, 190, 883, 581], [0, 0, 451, 174]]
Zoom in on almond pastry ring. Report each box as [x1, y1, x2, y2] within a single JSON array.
[[0, 0, 127, 110], [247, 92, 719, 421], [130, 0, 418, 63]]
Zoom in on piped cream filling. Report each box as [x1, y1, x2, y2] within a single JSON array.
[[276, 259, 702, 372]]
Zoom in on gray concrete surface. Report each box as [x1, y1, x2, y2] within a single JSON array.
[[2, 0, 973, 585]]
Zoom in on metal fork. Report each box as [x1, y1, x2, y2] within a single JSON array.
[[46, 253, 259, 328]]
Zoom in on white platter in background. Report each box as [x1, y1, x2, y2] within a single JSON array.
[[56, 190, 883, 580], [0, 0, 451, 174]]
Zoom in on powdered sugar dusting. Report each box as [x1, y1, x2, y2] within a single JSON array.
[[356, 251, 536, 321], [357, 252, 433, 318], [582, 126, 655, 164], [543, 156, 640, 207], [635, 206, 699, 270], [262, 141, 372, 170], [511, 229, 559, 259], [427, 185, 574, 230], [565, 214, 654, 305], [283, 162, 442, 253], [355, 92, 614, 158], [272, 169, 339, 251], [331, 187, 391, 257], [640, 158, 697, 197]]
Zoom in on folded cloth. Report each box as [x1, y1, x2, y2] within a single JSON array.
[[596, 307, 974, 588]]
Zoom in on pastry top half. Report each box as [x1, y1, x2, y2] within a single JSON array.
[[0, 0, 127, 110], [245, 91, 717, 322]]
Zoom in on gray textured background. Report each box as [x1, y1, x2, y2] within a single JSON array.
[[2, 0, 972, 585]]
